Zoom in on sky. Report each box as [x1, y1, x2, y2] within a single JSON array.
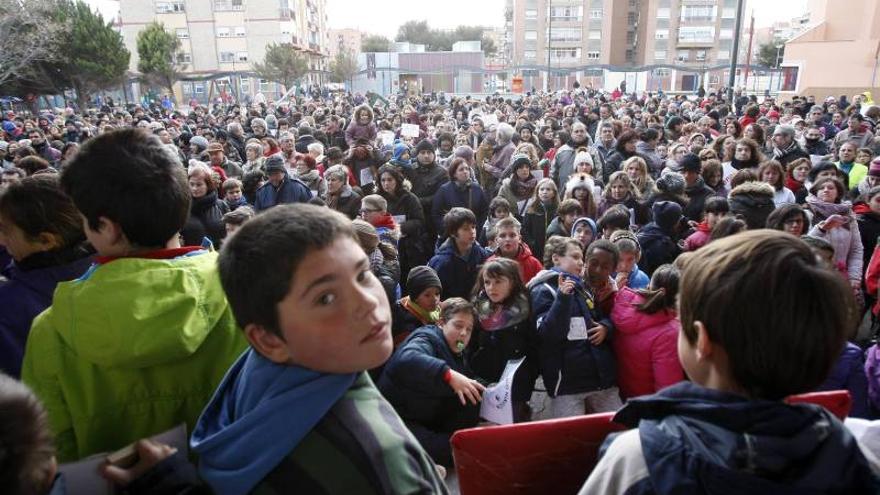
[[85, 0, 811, 37]]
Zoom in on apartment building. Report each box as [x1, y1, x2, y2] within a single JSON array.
[[508, 0, 746, 92], [119, 0, 329, 102], [328, 28, 363, 59]]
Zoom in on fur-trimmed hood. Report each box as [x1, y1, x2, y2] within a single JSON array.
[[728, 181, 776, 229]]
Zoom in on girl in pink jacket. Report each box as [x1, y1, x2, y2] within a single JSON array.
[[610, 264, 684, 400]]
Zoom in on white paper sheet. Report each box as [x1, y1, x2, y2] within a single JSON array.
[[401, 123, 420, 137], [480, 357, 526, 425]]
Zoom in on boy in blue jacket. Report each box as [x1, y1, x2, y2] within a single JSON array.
[[429, 207, 490, 299], [582, 230, 880, 494], [378, 297, 484, 467], [192, 204, 446, 495]]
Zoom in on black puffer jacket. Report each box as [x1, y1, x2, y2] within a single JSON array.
[[181, 191, 229, 247]]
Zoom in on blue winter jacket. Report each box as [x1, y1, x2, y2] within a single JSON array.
[[431, 181, 489, 234], [600, 381, 880, 494], [428, 239, 490, 299], [253, 175, 312, 212], [377, 325, 471, 424], [817, 342, 870, 418], [527, 270, 616, 397], [0, 248, 92, 378]]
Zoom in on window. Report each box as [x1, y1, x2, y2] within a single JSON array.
[[259, 79, 271, 92], [177, 52, 192, 63], [525, 9, 537, 19], [654, 50, 666, 60], [234, 26, 246, 37], [653, 68, 670, 77], [182, 82, 193, 95], [655, 29, 668, 39], [627, 12, 637, 23], [656, 8, 669, 19], [176, 28, 189, 38], [681, 6, 717, 22], [717, 50, 730, 60], [220, 51, 235, 63], [214, 0, 245, 11], [626, 31, 636, 43], [240, 76, 250, 93], [590, 9, 602, 19], [236, 51, 249, 62], [626, 49, 634, 62], [719, 28, 733, 39], [722, 7, 736, 18], [156, 1, 184, 13], [550, 28, 581, 42], [628, 0, 637, 6], [550, 6, 583, 21], [677, 50, 689, 62], [587, 51, 600, 60], [678, 26, 715, 43], [280, 21, 295, 35], [524, 50, 536, 59], [216, 27, 231, 37], [588, 30, 601, 40], [695, 49, 707, 61], [194, 83, 205, 94], [525, 30, 537, 40], [551, 48, 581, 60]]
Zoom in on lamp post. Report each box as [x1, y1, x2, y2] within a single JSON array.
[[726, 0, 744, 105]]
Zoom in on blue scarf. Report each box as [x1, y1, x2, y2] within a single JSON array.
[[191, 349, 356, 495], [549, 266, 585, 287]]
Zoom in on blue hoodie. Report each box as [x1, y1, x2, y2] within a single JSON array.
[[190, 349, 356, 495], [390, 142, 413, 169]]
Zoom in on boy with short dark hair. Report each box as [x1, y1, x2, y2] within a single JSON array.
[[581, 230, 879, 494], [194, 204, 446, 494], [222, 205, 255, 236], [428, 207, 490, 299], [222, 178, 247, 210], [22, 129, 247, 462], [546, 198, 583, 238]]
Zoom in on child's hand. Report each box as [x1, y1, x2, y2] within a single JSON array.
[[595, 282, 615, 302], [615, 272, 629, 289], [588, 324, 608, 345], [101, 439, 177, 487], [558, 274, 576, 295], [448, 370, 485, 405]]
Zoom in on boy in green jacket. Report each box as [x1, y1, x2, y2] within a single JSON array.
[[22, 128, 247, 462], [191, 204, 447, 495]]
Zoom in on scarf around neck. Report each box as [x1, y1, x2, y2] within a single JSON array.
[[807, 195, 854, 226], [476, 291, 530, 332], [400, 296, 440, 325]]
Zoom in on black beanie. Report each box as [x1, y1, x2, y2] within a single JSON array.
[[406, 266, 442, 298], [414, 139, 435, 155]]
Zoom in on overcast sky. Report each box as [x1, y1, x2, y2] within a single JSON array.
[[87, 0, 810, 38]]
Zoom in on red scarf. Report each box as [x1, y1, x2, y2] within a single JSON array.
[[372, 212, 396, 230], [96, 246, 204, 265]]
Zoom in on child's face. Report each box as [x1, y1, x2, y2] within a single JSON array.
[[453, 223, 476, 246], [496, 227, 521, 256], [554, 244, 584, 275], [537, 184, 555, 203], [573, 224, 594, 248], [586, 249, 615, 284], [226, 187, 242, 202], [441, 311, 474, 354], [493, 208, 510, 220], [484, 274, 513, 304], [706, 211, 726, 228], [617, 251, 637, 274], [273, 237, 392, 372], [562, 212, 578, 230], [415, 287, 441, 312], [856, 151, 872, 164]]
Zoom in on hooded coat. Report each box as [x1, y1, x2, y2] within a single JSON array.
[[345, 105, 378, 148], [728, 181, 777, 230], [581, 382, 879, 495], [431, 180, 489, 235], [428, 238, 490, 300], [610, 288, 683, 400], [21, 249, 248, 462]]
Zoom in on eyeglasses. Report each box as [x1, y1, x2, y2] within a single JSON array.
[[359, 209, 377, 215]]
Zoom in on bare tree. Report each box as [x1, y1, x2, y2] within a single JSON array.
[[0, 0, 67, 89]]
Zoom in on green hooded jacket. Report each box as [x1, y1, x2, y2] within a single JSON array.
[[22, 251, 247, 462]]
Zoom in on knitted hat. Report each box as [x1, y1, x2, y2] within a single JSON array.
[[190, 135, 209, 151], [392, 142, 410, 161], [415, 139, 435, 155], [870, 158, 880, 178], [510, 153, 531, 169], [565, 174, 595, 197], [573, 150, 594, 168], [2, 121, 16, 133], [652, 201, 685, 231], [655, 172, 686, 196], [361, 194, 387, 212], [352, 219, 380, 251], [264, 155, 286, 174], [679, 153, 702, 173], [406, 266, 442, 298]]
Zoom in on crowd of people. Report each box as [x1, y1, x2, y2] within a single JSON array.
[[2, 84, 880, 494]]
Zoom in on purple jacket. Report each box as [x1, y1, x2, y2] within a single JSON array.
[[820, 342, 868, 418]]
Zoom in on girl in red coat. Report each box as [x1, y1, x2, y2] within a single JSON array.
[[610, 263, 684, 400]]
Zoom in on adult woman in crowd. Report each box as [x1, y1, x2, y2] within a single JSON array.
[[722, 137, 763, 187], [622, 156, 657, 198], [758, 160, 797, 206], [181, 162, 228, 247], [324, 164, 361, 219], [784, 157, 812, 204], [0, 175, 93, 378], [603, 130, 643, 183], [806, 177, 864, 292], [377, 164, 428, 279], [597, 171, 644, 221], [292, 153, 326, 199], [242, 141, 265, 174], [498, 154, 538, 219], [431, 158, 489, 236], [766, 203, 810, 237]]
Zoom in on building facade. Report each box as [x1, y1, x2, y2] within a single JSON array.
[[328, 28, 363, 60], [507, 0, 749, 93], [119, 0, 329, 103]]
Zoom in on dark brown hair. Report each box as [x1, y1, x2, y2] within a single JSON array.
[[472, 257, 527, 304], [0, 373, 56, 495], [636, 264, 679, 314], [439, 297, 477, 323], [0, 175, 84, 252]]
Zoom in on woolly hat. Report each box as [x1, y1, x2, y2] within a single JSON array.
[[361, 194, 387, 212], [510, 153, 532, 169], [573, 150, 593, 168], [652, 201, 685, 231], [679, 153, 702, 173], [264, 155, 286, 174], [655, 171, 686, 196], [406, 265, 442, 298], [565, 174, 595, 197], [414, 139, 435, 155], [2, 121, 16, 133], [352, 219, 380, 251], [870, 157, 880, 178], [190, 135, 209, 151], [728, 181, 776, 229], [571, 217, 597, 238], [392, 142, 411, 162]]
